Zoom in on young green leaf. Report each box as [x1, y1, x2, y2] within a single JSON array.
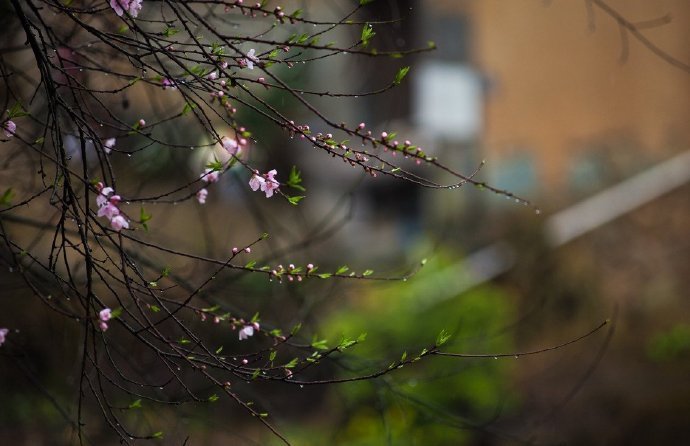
[[287, 166, 306, 191], [7, 102, 30, 119], [0, 188, 14, 206], [287, 195, 305, 206], [361, 23, 376, 48], [436, 329, 451, 346], [128, 399, 142, 409], [393, 66, 410, 85]]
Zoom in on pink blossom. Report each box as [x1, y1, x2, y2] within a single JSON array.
[[104, 137, 116, 154], [0, 328, 8, 346], [110, 0, 127, 16], [249, 172, 265, 191], [110, 215, 129, 231], [97, 203, 120, 220], [207, 71, 218, 81], [196, 188, 208, 204], [262, 169, 279, 198], [128, 0, 143, 17], [161, 78, 176, 89], [200, 168, 220, 183], [3, 120, 16, 138], [242, 49, 259, 70], [110, 0, 142, 17], [99, 321, 109, 332], [97, 186, 114, 208], [221, 136, 239, 155], [238, 325, 255, 340], [99, 308, 112, 322]]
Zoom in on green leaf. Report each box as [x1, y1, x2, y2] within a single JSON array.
[[245, 260, 257, 268], [287, 195, 305, 206], [251, 369, 261, 380], [128, 399, 142, 409], [7, 102, 29, 119], [139, 207, 152, 231], [311, 336, 328, 350], [111, 307, 123, 318], [206, 159, 224, 171], [211, 42, 225, 56], [215, 346, 223, 354], [359, 0, 376, 5], [269, 350, 277, 362], [182, 102, 196, 115], [163, 27, 179, 37], [152, 431, 164, 439], [393, 66, 410, 85], [335, 265, 349, 275], [208, 394, 220, 402], [287, 165, 306, 191], [338, 337, 356, 350], [149, 305, 160, 313], [284, 358, 299, 368], [362, 269, 374, 276], [436, 329, 451, 346], [360, 23, 375, 48], [187, 64, 207, 78], [0, 188, 14, 206], [291, 323, 302, 335], [318, 273, 332, 279], [250, 312, 260, 323]]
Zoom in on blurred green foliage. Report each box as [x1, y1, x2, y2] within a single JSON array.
[[280, 251, 518, 445], [647, 324, 690, 362]]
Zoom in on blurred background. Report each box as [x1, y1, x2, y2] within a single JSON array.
[[1, 0, 689, 444]]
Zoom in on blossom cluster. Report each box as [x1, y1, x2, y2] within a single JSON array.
[[249, 169, 279, 198], [195, 309, 260, 342], [110, 0, 143, 17], [98, 308, 112, 332], [96, 183, 129, 231]]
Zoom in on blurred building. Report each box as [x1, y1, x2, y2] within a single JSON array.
[[415, 0, 690, 199]]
